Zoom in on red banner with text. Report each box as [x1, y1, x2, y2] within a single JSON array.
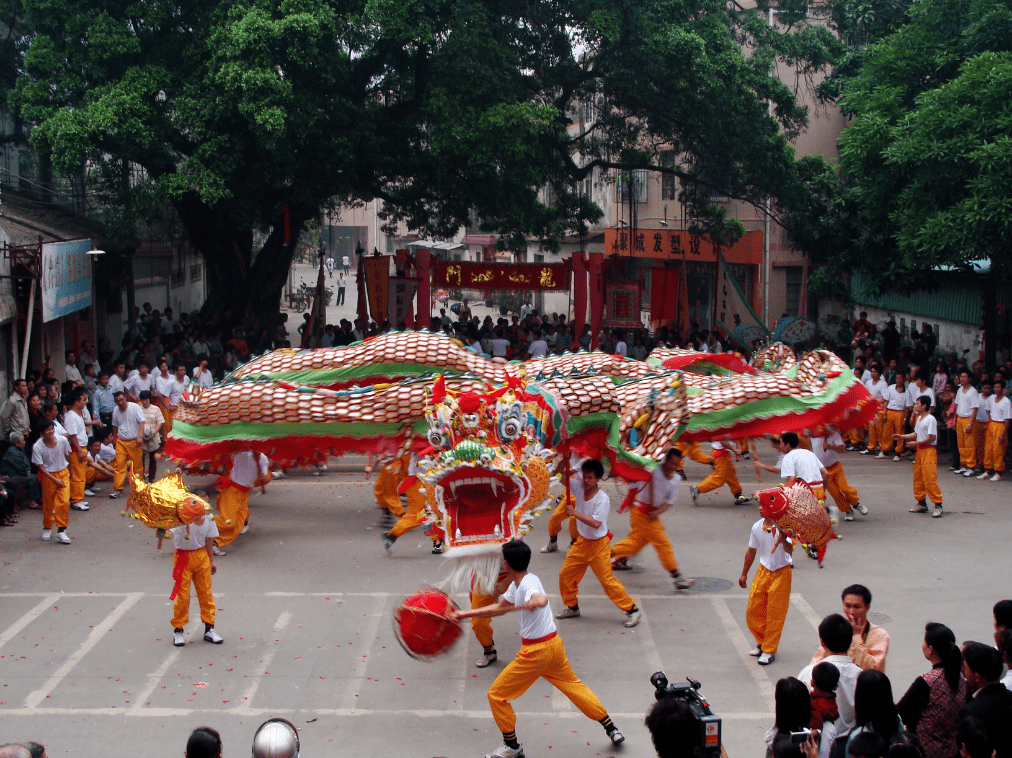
[[434, 260, 570, 291], [364, 256, 390, 324]]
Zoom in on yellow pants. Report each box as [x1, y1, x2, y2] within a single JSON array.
[[913, 447, 943, 505], [40, 468, 71, 529], [214, 484, 251, 547], [373, 460, 406, 518], [68, 452, 87, 502], [955, 416, 976, 469], [610, 509, 678, 572], [470, 592, 496, 648], [559, 535, 635, 611], [846, 427, 866, 446], [487, 634, 607, 733], [389, 479, 428, 539], [113, 438, 143, 491], [171, 548, 215, 629], [824, 462, 858, 511], [866, 409, 886, 451], [746, 564, 792, 654], [85, 466, 111, 486], [984, 421, 1007, 472], [974, 421, 988, 469], [674, 442, 712, 472], [547, 498, 579, 542], [881, 410, 907, 454], [697, 455, 741, 497], [158, 398, 174, 439]]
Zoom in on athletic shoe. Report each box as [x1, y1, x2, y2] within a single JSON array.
[[271, 469, 285, 479], [381, 531, 395, 552], [611, 557, 632, 570], [876, 452, 886, 459], [893, 455, 901, 462], [56, 531, 71, 544], [609, 729, 626, 745], [240, 522, 250, 534], [312, 470, 322, 476], [951, 467, 963, 474], [108, 490, 121, 498], [90, 485, 102, 492], [173, 629, 185, 647], [991, 473, 1002, 481], [932, 506, 943, 519], [757, 651, 776, 665], [475, 651, 498, 668], [845, 444, 854, 451], [860, 448, 874, 455], [211, 545, 227, 556], [431, 541, 444, 555], [962, 469, 973, 477], [748, 645, 762, 657], [673, 573, 695, 591], [805, 545, 818, 560], [909, 501, 929, 513], [690, 485, 700, 506], [844, 512, 854, 522], [976, 471, 990, 479], [555, 606, 581, 620], [540, 540, 558, 553], [485, 742, 524, 758], [70, 501, 89, 511], [742, 452, 751, 460], [42, 529, 51, 541], [84, 489, 96, 497], [855, 503, 868, 515], [734, 494, 751, 506], [204, 628, 224, 644], [317, 464, 328, 472], [624, 609, 642, 628]]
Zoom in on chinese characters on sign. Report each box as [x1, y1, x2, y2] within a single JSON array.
[[41, 239, 93, 323], [434, 261, 570, 291], [603, 228, 763, 263]]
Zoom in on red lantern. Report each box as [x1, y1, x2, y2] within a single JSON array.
[[392, 589, 462, 660]]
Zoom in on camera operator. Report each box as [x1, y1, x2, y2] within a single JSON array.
[[646, 697, 729, 758]]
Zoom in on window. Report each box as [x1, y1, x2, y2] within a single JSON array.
[[784, 266, 803, 317], [189, 263, 202, 282], [618, 169, 647, 204], [661, 153, 677, 201]]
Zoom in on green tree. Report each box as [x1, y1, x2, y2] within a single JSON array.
[[10, 0, 838, 329]]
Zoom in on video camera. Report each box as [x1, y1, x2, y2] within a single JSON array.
[[650, 672, 722, 758]]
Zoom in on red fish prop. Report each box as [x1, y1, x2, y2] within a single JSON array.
[[753, 481, 840, 566]]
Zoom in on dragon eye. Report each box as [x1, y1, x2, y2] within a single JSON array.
[[501, 419, 521, 440], [463, 413, 480, 427], [428, 430, 447, 448]]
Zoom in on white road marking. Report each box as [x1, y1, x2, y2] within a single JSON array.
[[710, 596, 774, 711], [23, 592, 144, 708], [790, 593, 823, 633], [229, 610, 291, 716], [0, 594, 60, 652], [341, 595, 387, 709], [129, 648, 182, 713], [635, 605, 666, 673]]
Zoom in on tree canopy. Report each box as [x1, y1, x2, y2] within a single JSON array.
[[7, 0, 839, 326]]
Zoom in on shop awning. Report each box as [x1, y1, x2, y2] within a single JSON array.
[[461, 235, 497, 246], [406, 239, 464, 250]]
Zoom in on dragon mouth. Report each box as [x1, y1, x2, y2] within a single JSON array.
[[433, 466, 527, 546]]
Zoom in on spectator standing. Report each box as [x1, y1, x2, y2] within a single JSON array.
[[337, 272, 346, 305], [108, 392, 145, 499], [1, 432, 42, 510], [842, 670, 903, 753], [798, 616, 863, 754], [185, 726, 222, 758], [325, 254, 334, 278], [138, 391, 165, 482], [92, 373, 116, 428], [63, 350, 83, 384], [958, 641, 1012, 758], [811, 585, 889, 672], [0, 379, 30, 446], [764, 677, 812, 758], [341, 253, 350, 274], [193, 359, 214, 389], [124, 362, 153, 403]]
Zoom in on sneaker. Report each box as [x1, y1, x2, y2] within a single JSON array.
[[203, 628, 224, 644], [962, 469, 973, 477], [976, 471, 990, 479], [109, 490, 121, 499], [742, 451, 751, 460], [748, 645, 762, 657], [991, 473, 1002, 482], [855, 503, 869, 515], [271, 469, 285, 479], [240, 522, 250, 534], [806, 545, 818, 560], [312, 469, 322, 476], [909, 502, 929, 513], [624, 609, 642, 628], [173, 629, 185, 647], [211, 545, 227, 556], [690, 485, 699, 506], [609, 729, 626, 745], [758, 651, 776, 665], [90, 485, 102, 492], [860, 448, 874, 455], [876, 452, 886, 459], [932, 506, 943, 519], [317, 464, 329, 472], [673, 573, 695, 591], [893, 455, 901, 462], [381, 531, 395, 552], [540, 540, 558, 554], [56, 531, 71, 544], [952, 467, 965, 474], [844, 511, 854, 522], [734, 494, 751, 506], [70, 501, 89, 511], [845, 444, 854, 451], [42, 528, 51, 541], [611, 557, 632, 570], [431, 541, 444, 555], [485, 742, 524, 758], [84, 489, 96, 497], [555, 606, 581, 620], [475, 651, 498, 668]]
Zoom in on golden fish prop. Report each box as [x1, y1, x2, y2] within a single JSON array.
[[122, 465, 210, 547]]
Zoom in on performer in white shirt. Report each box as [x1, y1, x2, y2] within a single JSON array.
[[980, 382, 1011, 481], [860, 365, 889, 455], [192, 359, 214, 389], [109, 391, 145, 498], [610, 448, 694, 590], [212, 450, 270, 555], [691, 440, 750, 506], [63, 389, 91, 511], [893, 396, 944, 518], [32, 419, 73, 544], [879, 373, 913, 460], [739, 508, 794, 666], [169, 510, 224, 647], [453, 541, 626, 758], [813, 429, 867, 522], [952, 369, 980, 476]]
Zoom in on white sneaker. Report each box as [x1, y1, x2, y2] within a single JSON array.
[[540, 540, 558, 553], [748, 645, 762, 657], [932, 506, 944, 518], [271, 469, 285, 479], [758, 651, 776, 665], [56, 531, 71, 544], [211, 545, 227, 556], [312, 470, 321, 476], [876, 452, 886, 459], [173, 629, 185, 647], [555, 606, 581, 619], [962, 469, 973, 477], [844, 511, 854, 521], [893, 455, 901, 462], [690, 485, 700, 506], [109, 490, 121, 498], [977, 471, 989, 479], [42, 529, 51, 541], [203, 628, 224, 644], [90, 485, 102, 492], [70, 501, 89, 511], [952, 468, 965, 475], [855, 503, 869, 515], [84, 489, 96, 497], [317, 464, 328, 472], [609, 728, 626, 745], [485, 742, 523, 758], [240, 522, 249, 535], [991, 473, 1002, 481], [624, 608, 642, 628], [475, 651, 498, 668]]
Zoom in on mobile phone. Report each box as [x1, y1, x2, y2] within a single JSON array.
[[790, 729, 813, 745]]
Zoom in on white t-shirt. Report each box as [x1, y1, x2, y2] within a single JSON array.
[[570, 477, 610, 540], [988, 395, 1012, 423], [230, 451, 269, 488], [631, 465, 681, 511], [168, 376, 190, 406], [863, 377, 887, 400], [909, 385, 935, 409], [780, 448, 824, 484], [99, 443, 116, 463], [748, 518, 792, 571], [490, 339, 509, 358], [112, 402, 146, 440], [325, 257, 334, 271], [170, 517, 219, 551], [64, 409, 88, 447], [711, 440, 728, 452], [527, 340, 548, 359], [124, 373, 153, 397], [341, 255, 350, 268], [108, 374, 125, 394], [32, 436, 71, 472], [914, 413, 938, 446], [884, 385, 912, 411], [64, 365, 83, 383], [976, 396, 992, 423], [955, 386, 980, 417], [153, 373, 175, 398], [192, 367, 214, 388], [812, 432, 844, 468], [614, 341, 627, 357], [503, 572, 556, 641]]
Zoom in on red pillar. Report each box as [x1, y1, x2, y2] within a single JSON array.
[[588, 253, 604, 350], [571, 253, 587, 340], [415, 249, 433, 329]]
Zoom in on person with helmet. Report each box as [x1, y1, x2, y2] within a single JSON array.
[[252, 718, 300, 758]]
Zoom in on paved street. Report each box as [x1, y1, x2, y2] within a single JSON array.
[[1, 451, 1009, 757]]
